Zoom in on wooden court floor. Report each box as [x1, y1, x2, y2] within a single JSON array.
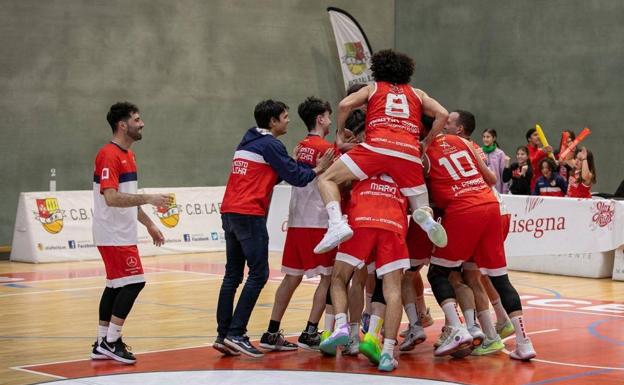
[[1, 252, 624, 385]]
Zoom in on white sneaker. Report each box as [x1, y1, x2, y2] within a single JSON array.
[[314, 219, 353, 254], [467, 325, 486, 347], [434, 325, 473, 356], [412, 208, 447, 248], [510, 339, 536, 361], [399, 324, 426, 351], [342, 335, 360, 356]]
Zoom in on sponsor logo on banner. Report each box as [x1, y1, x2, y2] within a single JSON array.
[[68, 240, 76, 249], [34, 198, 65, 234], [343, 42, 369, 75], [155, 193, 182, 228], [183, 234, 191, 242], [211, 232, 218, 241], [508, 196, 566, 239], [591, 201, 615, 230]]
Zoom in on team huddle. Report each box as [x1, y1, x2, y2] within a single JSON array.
[[90, 49, 536, 373]]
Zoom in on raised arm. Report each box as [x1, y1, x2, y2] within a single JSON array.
[[415, 89, 449, 148]]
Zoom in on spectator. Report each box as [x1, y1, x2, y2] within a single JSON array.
[[533, 158, 567, 197], [526, 128, 553, 192], [481, 129, 508, 193], [567, 147, 596, 198], [556, 129, 576, 184], [503, 146, 532, 195]]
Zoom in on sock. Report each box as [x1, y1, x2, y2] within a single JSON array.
[[404, 303, 419, 327], [305, 321, 318, 334], [268, 319, 281, 333], [463, 309, 476, 328], [106, 322, 122, 343], [97, 325, 108, 343], [441, 302, 462, 327], [369, 315, 383, 335], [511, 315, 528, 343], [416, 295, 427, 318], [324, 313, 335, 331], [491, 299, 510, 327], [326, 201, 343, 224], [335, 313, 348, 329], [364, 293, 372, 314], [477, 310, 498, 340], [382, 338, 396, 356], [349, 322, 360, 341]]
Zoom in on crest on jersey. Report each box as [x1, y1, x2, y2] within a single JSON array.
[[343, 42, 369, 75], [154, 193, 182, 228], [34, 198, 65, 234]]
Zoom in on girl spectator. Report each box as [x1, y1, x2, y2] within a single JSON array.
[[481, 129, 508, 193], [526, 128, 553, 192], [503, 146, 532, 195], [567, 147, 596, 198], [533, 158, 567, 197], [556, 129, 576, 183]]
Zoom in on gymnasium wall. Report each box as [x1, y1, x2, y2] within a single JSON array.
[[396, 0, 623, 194], [0, 0, 395, 246]]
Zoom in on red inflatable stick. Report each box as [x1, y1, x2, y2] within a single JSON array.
[[558, 128, 591, 161]]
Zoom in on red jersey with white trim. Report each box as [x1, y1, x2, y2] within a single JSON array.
[[426, 134, 497, 212], [92, 142, 139, 246], [364, 82, 423, 159], [220, 150, 279, 216], [567, 171, 592, 198], [348, 174, 408, 236], [288, 135, 333, 228], [470, 140, 487, 162]]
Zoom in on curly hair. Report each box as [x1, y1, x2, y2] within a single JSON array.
[[370, 49, 414, 84]]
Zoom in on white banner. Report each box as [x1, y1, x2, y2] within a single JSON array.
[[267, 185, 291, 252], [327, 7, 374, 90]]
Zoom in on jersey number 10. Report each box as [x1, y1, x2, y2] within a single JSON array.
[[438, 150, 479, 181]]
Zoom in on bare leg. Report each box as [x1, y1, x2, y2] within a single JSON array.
[[269, 274, 303, 322]]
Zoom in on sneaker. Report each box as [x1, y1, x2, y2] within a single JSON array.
[[399, 324, 426, 351], [361, 313, 371, 334], [467, 325, 486, 347], [420, 308, 434, 328], [359, 332, 382, 365], [433, 325, 473, 357], [319, 324, 349, 356], [496, 320, 515, 339], [320, 330, 331, 343], [472, 336, 505, 356], [510, 339, 536, 361], [259, 330, 298, 351], [213, 336, 241, 356], [378, 352, 398, 372], [412, 208, 447, 248], [314, 219, 353, 254], [450, 347, 473, 358], [96, 338, 136, 364], [90, 340, 110, 360], [343, 335, 360, 356], [224, 335, 264, 358], [297, 330, 321, 351], [433, 326, 448, 348]]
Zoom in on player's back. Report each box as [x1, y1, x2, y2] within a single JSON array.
[[426, 134, 497, 212]]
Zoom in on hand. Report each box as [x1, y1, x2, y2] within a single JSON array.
[[544, 145, 553, 153], [147, 223, 165, 246], [148, 194, 172, 207], [520, 165, 528, 175], [579, 146, 587, 159], [315, 148, 336, 174], [292, 144, 301, 159], [339, 128, 356, 143], [504, 155, 511, 167]]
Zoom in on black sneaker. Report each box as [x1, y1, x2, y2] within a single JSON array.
[[90, 340, 110, 360], [259, 330, 298, 351], [96, 338, 137, 364], [297, 330, 321, 350], [213, 336, 240, 356], [224, 335, 264, 358]]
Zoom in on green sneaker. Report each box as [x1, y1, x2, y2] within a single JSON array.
[[359, 332, 382, 365], [378, 352, 398, 372], [319, 324, 349, 356], [320, 330, 331, 343], [471, 336, 505, 356], [496, 320, 515, 339]]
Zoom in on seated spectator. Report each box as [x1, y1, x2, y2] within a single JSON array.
[[481, 128, 508, 193], [567, 147, 596, 198], [526, 128, 554, 192], [503, 145, 532, 195], [533, 158, 567, 197], [556, 129, 576, 183]]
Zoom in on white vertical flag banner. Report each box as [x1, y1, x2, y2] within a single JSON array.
[[327, 7, 374, 91]]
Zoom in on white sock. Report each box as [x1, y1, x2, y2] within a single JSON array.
[[106, 322, 122, 343], [369, 315, 383, 335], [326, 201, 343, 224], [463, 308, 476, 328], [365, 293, 373, 314], [404, 303, 419, 327], [335, 313, 348, 329], [349, 322, 360, 341], [382, 338, 396, 356], [511, 315, 528, 343], [491, 299, 510, 327], [442, 302, 462, 327], [97, 325, 108, 343], [416, 295, 427, 318], [477, 310, 498, 340], [324, 313, 335, 331]]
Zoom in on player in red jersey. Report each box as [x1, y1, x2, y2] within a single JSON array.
[[425, 133, 536, 360], [91, 102, 171, 364], [314, 49, 449, 255]]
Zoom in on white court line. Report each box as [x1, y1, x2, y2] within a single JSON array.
[[9, 366, 66, 380], [525, 305, 624, 319], [0, 270, 180, 285]]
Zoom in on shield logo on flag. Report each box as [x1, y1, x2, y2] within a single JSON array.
[[343, 42, 367, 75], [155, 193, 181, 228], [35, 198, 65, 234]]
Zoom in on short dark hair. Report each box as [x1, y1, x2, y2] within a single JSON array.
[[346, 83, 367, 96], [254, 100, 289, 128], [454, 110, 476, 136], [370, 49, 414, 84], [345, 109, 366, 137], [107, 102, 139, 133], [526, 128, 536, 142], [297, 96, 332, 131]]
